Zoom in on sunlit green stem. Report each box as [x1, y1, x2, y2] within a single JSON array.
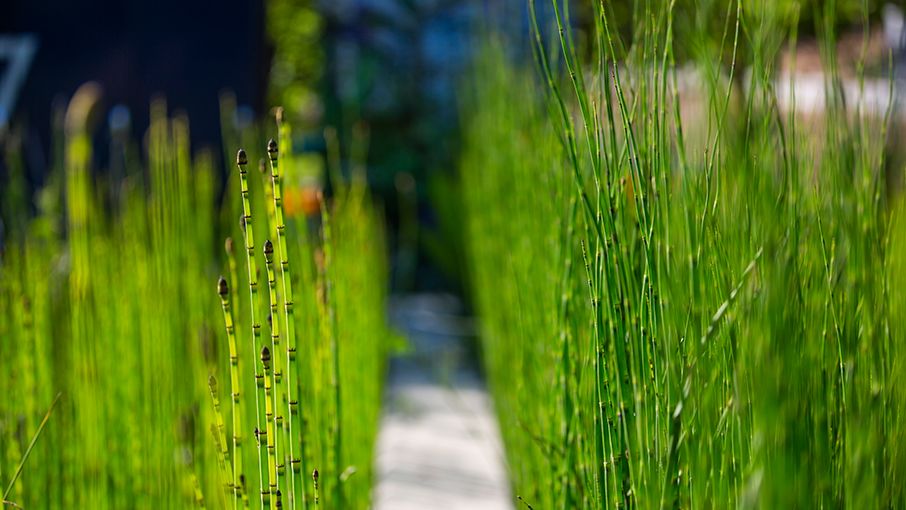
[[237, 148, 269, 507]]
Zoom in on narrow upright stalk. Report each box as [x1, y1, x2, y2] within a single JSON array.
[[312, 469, 320, 507], [225, 238, 241, 323], [261, 346, 279, 503], [237, 148, 269, 506], [207, 375, 232, 503], [260, 159, 278, 241], [218, 276, 243, 509], [268, 137, 304, 508], [319, 199, 343, 507], [264, 239, 287, 500]]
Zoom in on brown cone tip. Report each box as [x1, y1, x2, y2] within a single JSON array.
[[236, 149, 248, 166], [312, 469, 319, 480], [261, 346, 271, 363], [264, 239, 274, 257], [218, 276, 228, 296], [225, 237, 234, 254], [267, 139, 278, 154]]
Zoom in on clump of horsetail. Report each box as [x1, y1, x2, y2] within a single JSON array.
[[260, 346, 278, 504], [218, 275, 244, 508], [263, 239, 288, 501], [237, 148, 270, 506], [267, 137, 304, 508]]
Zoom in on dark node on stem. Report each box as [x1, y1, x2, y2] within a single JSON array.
[[267, 313, 273, 327], [225, 237, 234, 255], [264, 239, 274, 259], [267, 138, 278, 156], [218, 276, 229, 297], [236, 148, 248, 166], [261, 346, 271, 367], [312, 469, 319, 481]]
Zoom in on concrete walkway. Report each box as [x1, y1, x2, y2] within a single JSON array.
[[374, 294, 513, 510]]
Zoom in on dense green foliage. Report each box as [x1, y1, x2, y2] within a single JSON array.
[[462, 2, 906, 508], [0, 90, 389, 508]]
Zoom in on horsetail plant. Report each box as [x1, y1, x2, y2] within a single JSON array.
[[267, 137, 304, 509], [1, 96, 391, 508], [208, 375, 232, 504], [218, 276, 243, 508], [225, 238, 241, 322], [237, 148, 269, 506], [263, 239, 288, 501], [461, 3, 906, 508], [260, 346, 278, 504]]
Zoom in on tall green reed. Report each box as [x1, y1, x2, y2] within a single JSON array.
[[1, 96, 390, 509], [462, 2, 906, 508], [211, 115, 390, 509]]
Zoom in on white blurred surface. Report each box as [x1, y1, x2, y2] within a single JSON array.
[[374, 295, 512, 510]]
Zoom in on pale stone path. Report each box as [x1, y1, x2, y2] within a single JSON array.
[[374, 294, 513, 510]]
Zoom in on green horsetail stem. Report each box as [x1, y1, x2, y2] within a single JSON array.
[[267, 137, 304, 509], [260, 159, 278, 244], [225, 238, 241, 321], [190, 472, 206, 508], [207, 375, 232, 499], [261, 346, 278, 504], [237, 148, 270, 507], [312, 469, 319, 507], [263, 240, 287, 500], [319, 197, 343, 508], [2, 393, 62, 503], [218, 276, 243, 509], [239, 475, 250, 508]]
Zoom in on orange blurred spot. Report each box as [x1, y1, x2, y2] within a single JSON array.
[[284, 186, 322, 218]]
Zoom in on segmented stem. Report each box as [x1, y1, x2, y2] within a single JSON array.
[[264, 240, 287, 500], [312, 469, 320, 507], [218, 276, 243, 509], [237, 149, 269, 506], [261, 347, 279, 503], [226, 238, 241, 325], [208, 375, 233, 501], [268, 137, 305, 508]]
